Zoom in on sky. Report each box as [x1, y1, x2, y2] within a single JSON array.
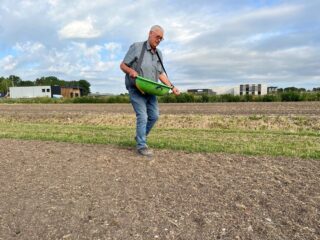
[[0, 0, 319, 94]]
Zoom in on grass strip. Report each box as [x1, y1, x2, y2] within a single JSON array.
[[0, 122, 319, 159]]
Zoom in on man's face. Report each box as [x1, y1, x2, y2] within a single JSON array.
[[148, 29, 164, 49]]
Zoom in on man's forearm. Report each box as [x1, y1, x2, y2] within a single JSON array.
[[120, 62, 138, 78], [120, 62, 131, 75], [159, 73, 174, 87]]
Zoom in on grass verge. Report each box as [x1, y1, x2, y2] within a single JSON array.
[[0, 122, 319, 159]]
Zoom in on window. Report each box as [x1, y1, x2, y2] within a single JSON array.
[[42, 89, 45, 92], [47, 89, 50, 92]]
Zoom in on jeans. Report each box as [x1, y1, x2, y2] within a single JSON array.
[[129, 87, 159, 149]]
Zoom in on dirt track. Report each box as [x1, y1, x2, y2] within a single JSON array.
[[1, 139, 319, 240]]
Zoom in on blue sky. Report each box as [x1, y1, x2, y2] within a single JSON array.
[[0, 0, 319, 94]]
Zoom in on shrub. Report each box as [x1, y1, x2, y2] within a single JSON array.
[[280, 91, 301, 101], [176, 93, 195, 103], [159, 94, 177, 103], [201, 94, 209, 103], [262, 94, 280, 102]]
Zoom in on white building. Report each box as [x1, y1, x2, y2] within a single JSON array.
[[211, 84, 268, 96], [9, 86, 51, 98], [235, 84, 267, 96]]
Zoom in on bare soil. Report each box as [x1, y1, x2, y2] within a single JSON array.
[[0, 139, 319, 240], [1, 102, 319, 239], [0, 101, 320, 116]]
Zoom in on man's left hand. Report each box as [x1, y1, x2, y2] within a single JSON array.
[[172, 86, 180, 95]]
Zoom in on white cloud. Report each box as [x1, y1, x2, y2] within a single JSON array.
[[14, 42, 45, 54], [0, 55, 17, 71], [59, 17, 101, 39], [0, 0, 319, 93]]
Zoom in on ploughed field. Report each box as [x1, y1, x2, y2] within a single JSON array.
[[0, 102, 319, 239], [0, 102, 320, 116]]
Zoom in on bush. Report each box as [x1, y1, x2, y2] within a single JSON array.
[[300, 92, 320, 101], [219, 94, 241, 102], [176, 93, 195, 103], [262, 94, 280, 102], [201, 94, 209, 103], [159, 94, 177, 103], [280, 91, 301, 101]]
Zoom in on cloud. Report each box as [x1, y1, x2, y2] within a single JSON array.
[[59, 17, 101, 39], [0, 0, 319, 93], [0, 55, 17, 71]]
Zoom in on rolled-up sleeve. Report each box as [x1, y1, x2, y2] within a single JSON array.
[[123, 44, 137, 67]]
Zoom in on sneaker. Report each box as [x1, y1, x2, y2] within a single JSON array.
[[137, 147, 153, 157]]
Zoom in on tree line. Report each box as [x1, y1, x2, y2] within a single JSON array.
[[0, 75, 91, 96], [277, 87, 320, 92]]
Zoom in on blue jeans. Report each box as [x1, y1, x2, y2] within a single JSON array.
[[129, 88, 159, 149]]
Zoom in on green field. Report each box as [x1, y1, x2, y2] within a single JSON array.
[[1, 114, 319, 159]]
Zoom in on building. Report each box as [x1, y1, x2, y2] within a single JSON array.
[[9, 86, 51, 98], [51, 86, 81, 98], [188, 84, 268, 96], [9, 85, 82, 99], [187, 89, 216, 95], [267, 86, 278, 94], [61, 87, 81, 98], [235, 84, 268, 96]]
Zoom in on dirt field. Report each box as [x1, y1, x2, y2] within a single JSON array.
[[0, 139, 319, 240], [0, 101, 320, 116], [0, 102, 319, 239]]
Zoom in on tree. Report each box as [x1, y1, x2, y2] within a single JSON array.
[[78, 79, 91, 96], [298, 88, 306, 92], [35, 76, 61, 86], [284, 87, 299, 92], [313, 87, 320, 92], [19, 80, 35, 86], [8, 75, 21, 86], [0, 78, 13, 94], [277, 88, 283, 93]]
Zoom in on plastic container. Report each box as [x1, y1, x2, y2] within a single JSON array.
[[135, 76, 172, 96]]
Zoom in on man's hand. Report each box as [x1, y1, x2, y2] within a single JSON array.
[[129, 69, 138, 78], [120, 62, 138, 79], [172, 86, 180, 95]]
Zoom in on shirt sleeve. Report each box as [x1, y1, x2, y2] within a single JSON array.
[[123, 44, 137, 67]]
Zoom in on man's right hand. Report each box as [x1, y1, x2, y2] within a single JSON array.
[[120, 62, 138, 79], [129, 69, 138, 78]]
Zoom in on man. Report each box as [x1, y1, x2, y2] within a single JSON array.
[[120, 25, 180, 156]]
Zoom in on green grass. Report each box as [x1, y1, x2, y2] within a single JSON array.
[[0, 122, 319, 159]]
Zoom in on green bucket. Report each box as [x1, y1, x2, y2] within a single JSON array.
[[135, 76, 172, 96]]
